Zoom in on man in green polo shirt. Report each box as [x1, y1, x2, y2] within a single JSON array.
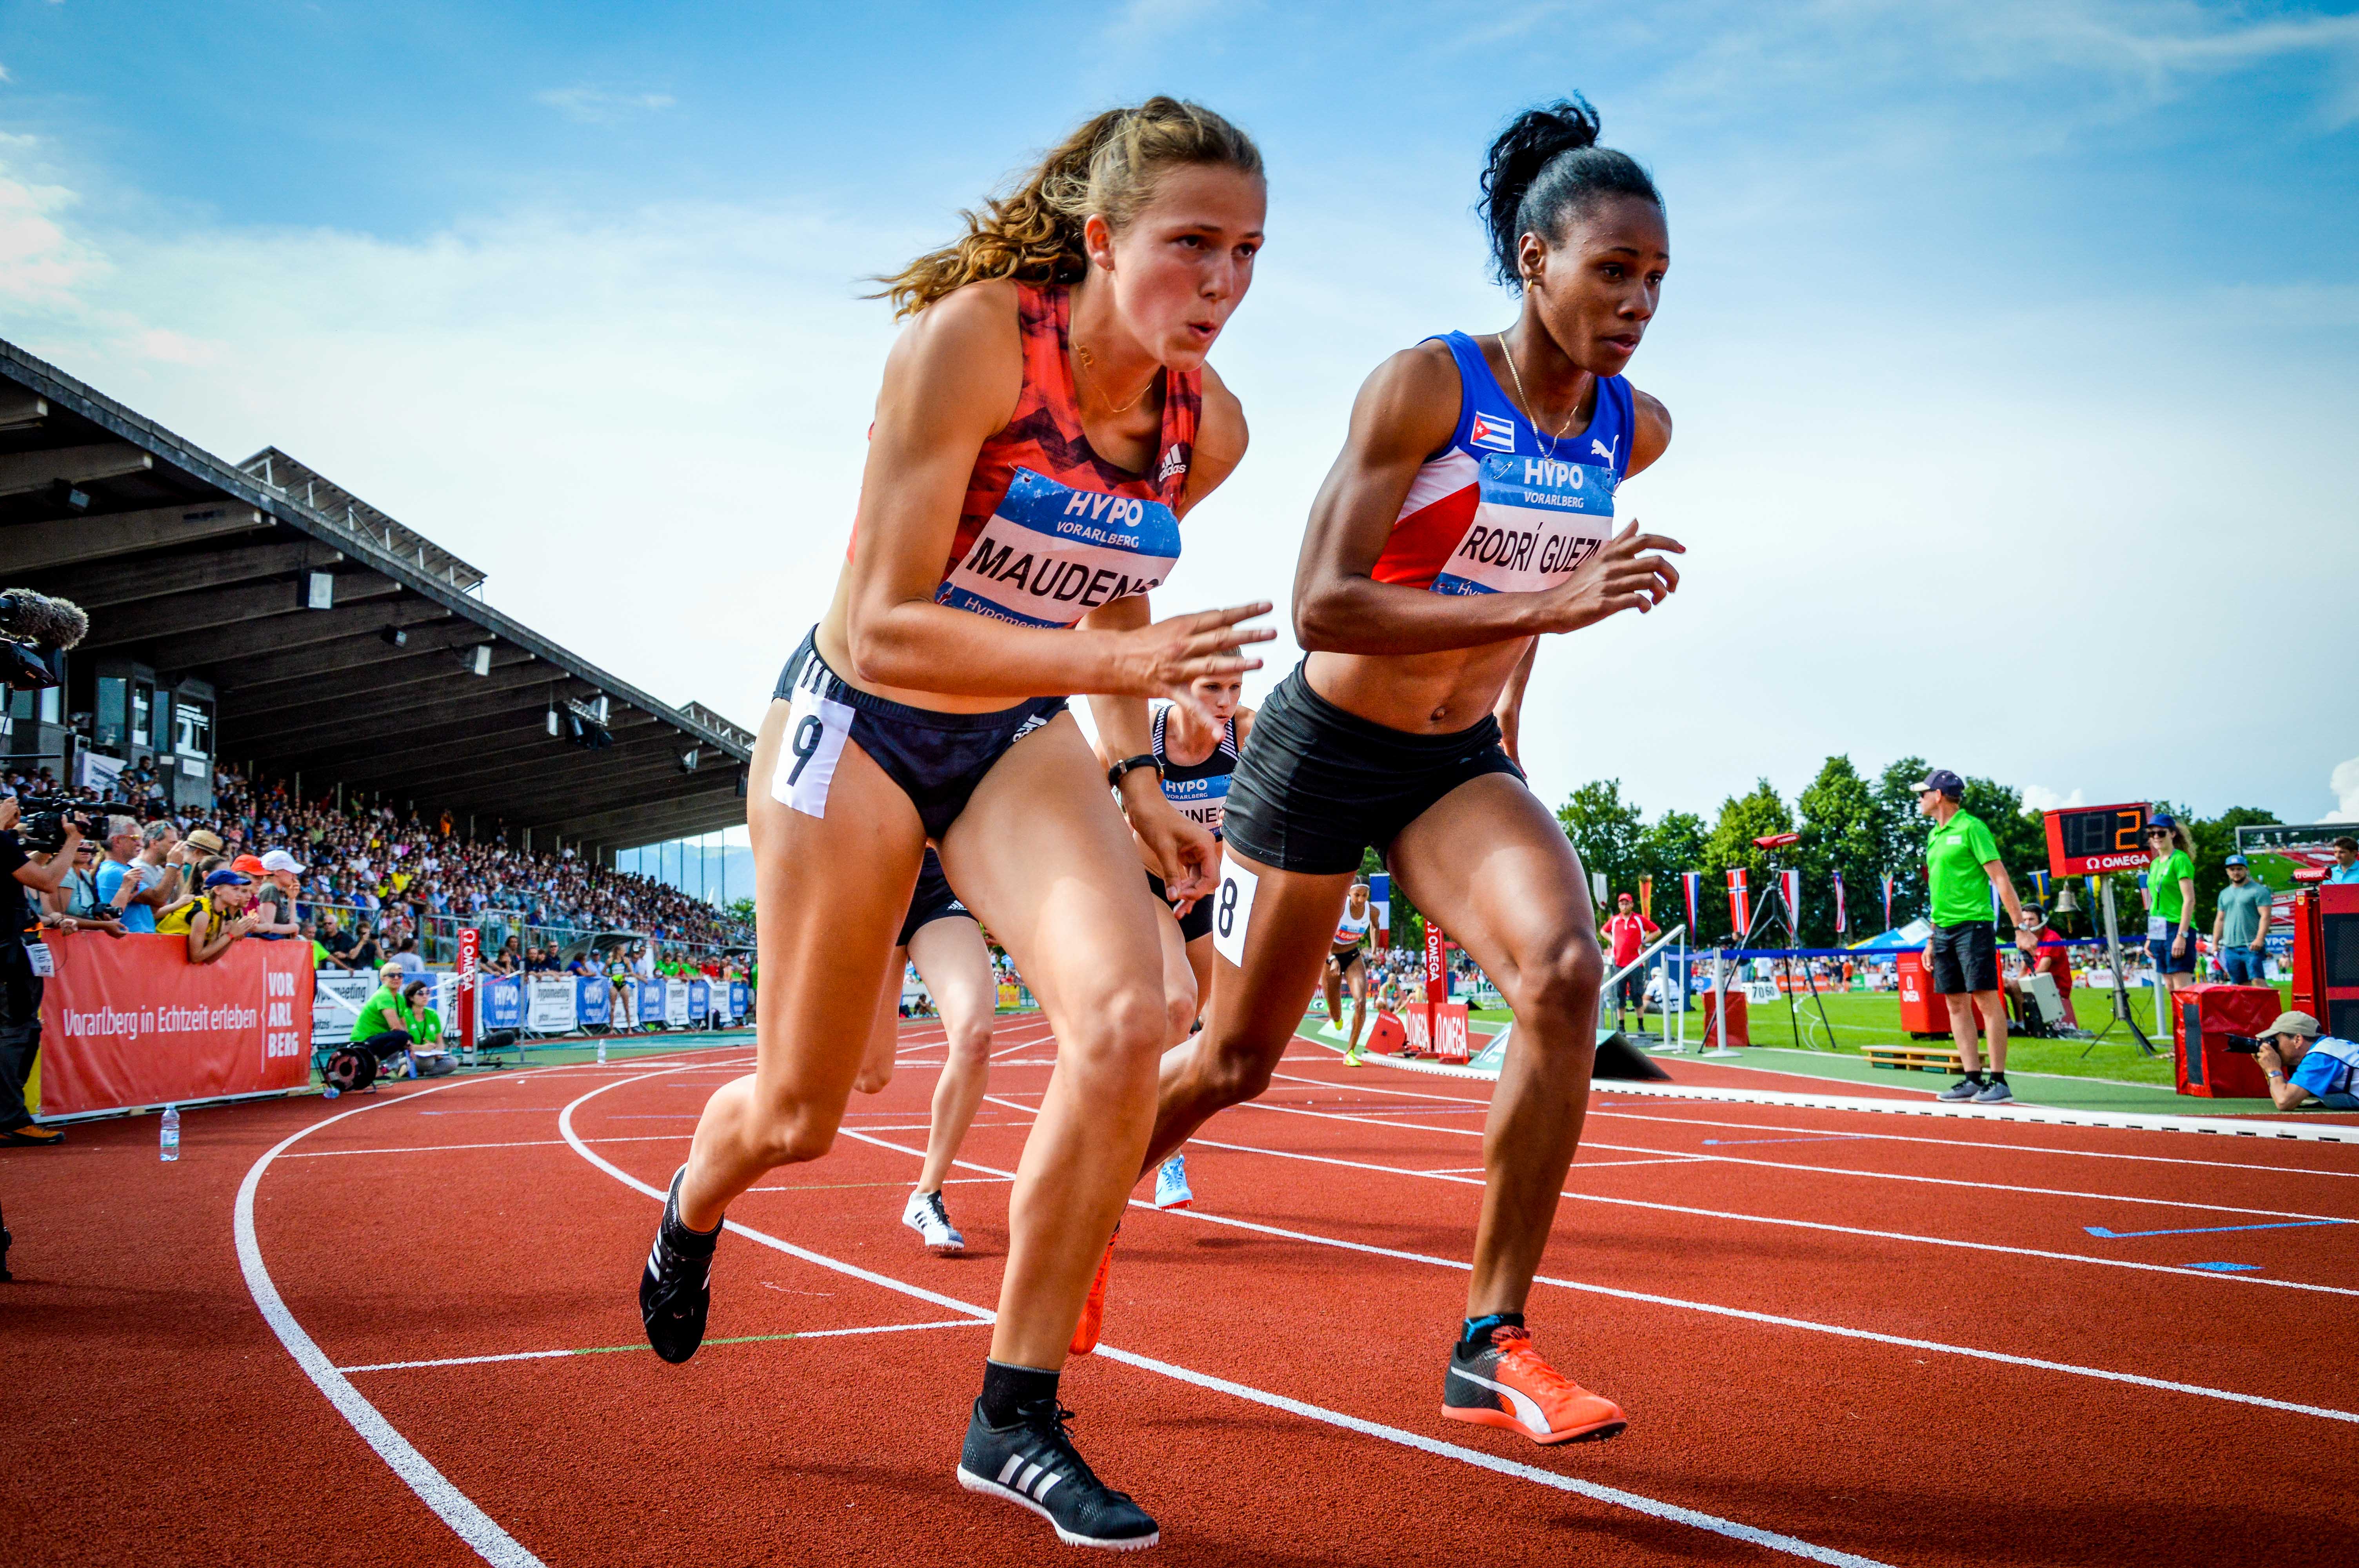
[[1916, 769, 2034, 1105]]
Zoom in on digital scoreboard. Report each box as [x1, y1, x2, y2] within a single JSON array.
[[2043, 802, 2150, 878]]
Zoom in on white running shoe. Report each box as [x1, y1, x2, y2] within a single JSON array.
[[903, 1189, 965, 1254], [1153, 1154, 1193, 1210]]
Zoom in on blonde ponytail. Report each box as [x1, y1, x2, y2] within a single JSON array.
[[874, 97, 1262, 319]]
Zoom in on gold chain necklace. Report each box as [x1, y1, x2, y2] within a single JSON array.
[[1494, 332, 1585, 460], [1074, 342, 1156, 416]]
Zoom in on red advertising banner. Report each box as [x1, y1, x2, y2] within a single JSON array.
[[36, 933, 314, 1117], [456, 926, 480, 1056]]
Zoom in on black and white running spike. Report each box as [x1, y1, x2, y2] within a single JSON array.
[[639, 1165, 718, 1364], [903, 1188, 965, 1254], [957, 1398, 1158, 1551]]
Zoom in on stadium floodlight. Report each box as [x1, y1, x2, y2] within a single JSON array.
[[462, 644, 492, 676], [680, 747, 700, 773], [545, 707, 560, 737], [381, 626, 409, 649], [306, 571, 335, 610]]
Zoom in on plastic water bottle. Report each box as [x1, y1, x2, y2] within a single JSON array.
[[596, 1037, 608, 1064], [322, 1084, 340, 1100], [159, 1104, 181, 1162]]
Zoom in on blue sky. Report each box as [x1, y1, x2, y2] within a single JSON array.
[[5, 0, 2356, 837]]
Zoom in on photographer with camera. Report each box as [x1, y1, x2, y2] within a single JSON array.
[[1, 794, 91, 1147], [2250, 1013, 2359, 1112]]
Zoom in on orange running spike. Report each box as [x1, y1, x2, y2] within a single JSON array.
[[1069, 1231, 1117, 1357], [1440, 1327, 1627, 1445]]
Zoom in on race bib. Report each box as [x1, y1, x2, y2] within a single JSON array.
[[2146, 917, 2168, 940], [24, 941, 55, 978], [1211, 860, 1261, 968], [772, 657, 854, 819]]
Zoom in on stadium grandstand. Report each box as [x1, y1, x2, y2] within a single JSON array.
[[0, 332, 755, 961]]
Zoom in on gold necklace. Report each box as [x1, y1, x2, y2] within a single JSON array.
[[1494, 332, 1585, 459], [1074, 342, 1157, 415]]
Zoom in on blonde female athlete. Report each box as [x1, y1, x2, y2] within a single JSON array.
[[636, 100, 1270, 1550], [1324, 878, 1375, 1064], [847, 846, 1001, 1253], [1116, 96, 1683, 1447]]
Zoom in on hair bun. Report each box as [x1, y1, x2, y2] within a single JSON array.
[[1477, 94, 1658, 289]]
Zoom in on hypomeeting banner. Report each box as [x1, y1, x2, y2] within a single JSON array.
[[664, 979, 691, 1027], [37, 932, 313, 1118], [312, 971, 380, 1045], [526, 976, 578, 1032]]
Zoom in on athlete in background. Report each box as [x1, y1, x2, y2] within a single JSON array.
[[1125, 96, 1682, 1446], [849, 847, 1000, 1254], [638, 100, 1271, 1552], [1325, 878, 1375, 1064]]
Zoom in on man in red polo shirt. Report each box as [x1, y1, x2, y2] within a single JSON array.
[[1601, 892, 1660, 1033], [2006, 904, 2077, 1029]]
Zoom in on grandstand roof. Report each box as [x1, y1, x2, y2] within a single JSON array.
[[0, 335, 751, 853]]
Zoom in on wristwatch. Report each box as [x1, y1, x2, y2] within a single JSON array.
[[1105, 754, 1161, 791]]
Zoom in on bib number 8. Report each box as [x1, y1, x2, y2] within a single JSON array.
[[1210, 861, 1260, 968]]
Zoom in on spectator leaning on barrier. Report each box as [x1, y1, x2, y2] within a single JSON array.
[[2254, 1012, 2359, 1112], [160, 867, 260, 964], [2141, 815, 2199, 1001], [95, 817, 167, 934], [2329, 837, 2359, 885], [250, 849, 305, 940], [1916, 768, 2035, 1105], [2211, 855, 2272, 987]]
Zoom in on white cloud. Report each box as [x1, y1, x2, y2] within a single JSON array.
[[533, 87, 677, 124], [2021, 786, 2087, 813], [2330, 759, 2359, 822]]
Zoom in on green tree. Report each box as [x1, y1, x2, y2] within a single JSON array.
[[2177, 804, 2281, 931], [1700, 780, 1794, 943], [1556, 779, 1648, 913], [1797, 756, 1881, 946], [1638, 809, 1707, 929], [1872, 755, 1933, 925]]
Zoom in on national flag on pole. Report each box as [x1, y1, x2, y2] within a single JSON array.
[[1639, 876, 1653, 922], [1681, 871, 1701, 931], [1832, 871, 1848, 935], [1777, 868, 1802, 933], [1881, 874, 1895, 930], [1726, 868, 1750, 936]]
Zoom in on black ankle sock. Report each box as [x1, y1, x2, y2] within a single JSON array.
[[663, 1177, 720, 1254], [980, 1359, 1060, 1426], [1989, 1071, 2007, 1084], [1458, 1311, 1524, 1355], [1963, 1071, 1986, 1085]]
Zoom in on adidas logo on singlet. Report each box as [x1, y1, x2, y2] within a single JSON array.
[[1155, 444, 1188, 486]]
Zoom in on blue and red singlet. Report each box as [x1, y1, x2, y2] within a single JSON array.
[[1371, 331, 1631, 596]]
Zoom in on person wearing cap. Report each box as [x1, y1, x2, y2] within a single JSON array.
[[348, 964, 423, 1073], [2141, 814, 2199, 1002], [157, 867, 260, 964], [1600, 892, 1660, 1033], [2328, 837, 2359, 885], [1915, 769, 2036, 1104], [2254, 1013, 2359, 1112], [2211, 854, 2273, 987], [250, 848, 307, 941]]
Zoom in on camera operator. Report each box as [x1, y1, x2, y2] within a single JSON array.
[[0, 795, 89, 1147], [2253, 1013, 2359, 1112]]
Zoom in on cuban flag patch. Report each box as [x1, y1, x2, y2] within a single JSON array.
[[1467, 410, 1517, 453]]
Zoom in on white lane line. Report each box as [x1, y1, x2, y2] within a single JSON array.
[[1274, 1070, 2359, 1179], [285, 1133, 693, 1159], [236, 1083, 546, 1568], [1274, 1068, 2359, 1180], [337, 1318, 984, 1374], [1249, 1085, 2358, 1225], [954, 1097, 2359, 1425], [1181, 1133, 2359, 1299], [561, 1071, 1892, 1566]]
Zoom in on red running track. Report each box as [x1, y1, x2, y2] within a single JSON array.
[[4, 1018, 2355, 1566]]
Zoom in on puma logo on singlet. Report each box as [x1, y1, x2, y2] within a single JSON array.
[[1590, 433, 1619, 466]]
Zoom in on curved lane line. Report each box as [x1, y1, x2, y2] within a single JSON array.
[[235, 1083, 546, 1568], [558, 1068, 1895, 1568]]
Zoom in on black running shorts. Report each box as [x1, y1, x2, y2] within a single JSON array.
[[1927, 921, 1998, 996], [772, 628, 1067, 841], [1147, 871, 1214, 943], [1329, 944, 1367, 976], [898, 849, 974, 948], [1221, 664, 1525, 876]]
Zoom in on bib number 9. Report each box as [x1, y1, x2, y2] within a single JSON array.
[[772, 661, 853, 819]]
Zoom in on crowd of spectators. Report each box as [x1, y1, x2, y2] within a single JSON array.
[[3, 763, 753, 977]]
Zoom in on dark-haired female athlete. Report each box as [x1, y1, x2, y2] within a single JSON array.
[[1324, 878, 1375, 1064], [636, 98, 1271, 1550], [1119, 96, 1681, 1446]]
